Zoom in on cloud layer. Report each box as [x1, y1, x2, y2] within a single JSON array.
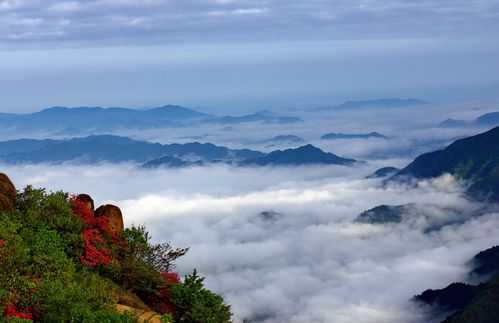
[[3, 163, 499, 323], [1, 0, 499, 44]]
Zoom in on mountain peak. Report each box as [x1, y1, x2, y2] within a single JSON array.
[[241, 144, 356, 166]]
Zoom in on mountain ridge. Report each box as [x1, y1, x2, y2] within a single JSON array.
[[0, 135, 357, 168], [390, 126, 499, 201], [0, 105, 302, 133]]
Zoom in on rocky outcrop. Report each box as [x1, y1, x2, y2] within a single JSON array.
[[76, 194, 95, 212], [95, 204, 124, 238], [115, 304, 163, 323], [74, 193, 124, 239], [0, 173, 16, 212]]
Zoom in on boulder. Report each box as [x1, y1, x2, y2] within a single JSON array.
[[0, 173, 16, 212], [76, 194, 95, 212], [95, 204, 124, 238]]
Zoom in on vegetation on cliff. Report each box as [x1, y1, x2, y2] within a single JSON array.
[[0, 173, 232, 323]]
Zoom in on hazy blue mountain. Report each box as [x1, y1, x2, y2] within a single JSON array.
[[0, 105, 211, 132], [0, 138, 59, 155], [159, 142, 263, 161], [240, 144, 356, 166], [0, 135, 264, 165], [366, 167, 400, 179], [475, 112, 499, 126], [142, 156, 203, 168], [257, 135, 305, 145], [329, 98, 427, 110], [438, 118, 469, 128], [355, 204, 409, 224], [391, 126, 499, 202], [206, 110, 302, 125], [438, 111, 499, 128], [321, 132, 387, 140], [145, 144, 357, 168], [0, 136, 358, 168], [355, 203, 473, 232], [0, 106, 302, 134]]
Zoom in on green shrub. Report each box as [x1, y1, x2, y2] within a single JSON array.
[[16, 186, 83, 259], [1, 185, 232, 323], [170, 270, 232, 323], [161, 313, 175, 323], [32, 272, 134, 322]]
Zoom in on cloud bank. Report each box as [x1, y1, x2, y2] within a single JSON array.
[[1, 0, 499, 44], [3, 163, 499, 323]]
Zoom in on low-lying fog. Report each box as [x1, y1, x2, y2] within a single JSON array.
[[3, 163, 499, 323]]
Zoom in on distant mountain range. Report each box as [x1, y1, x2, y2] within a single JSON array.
[[0, 135, 263, 164], [0, 135, 356, 168], [204, 110, 302, 125], [0, 106, 302, 134], [438, 111, 499, 128], [321, 132, 387, 140], [0, 105, 208, 132], [240, 144, 356, 166], [391, 126, 499, 202], [316, 98, 428, 111]]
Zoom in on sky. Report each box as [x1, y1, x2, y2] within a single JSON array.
[[1, 0, 499, 113]]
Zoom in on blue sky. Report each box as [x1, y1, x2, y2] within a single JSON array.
[[1, 0, 499, 113]]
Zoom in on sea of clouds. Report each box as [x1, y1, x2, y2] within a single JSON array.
[[3, 162, 499, 323]]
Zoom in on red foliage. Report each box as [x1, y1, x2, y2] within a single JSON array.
[[80, 229, 112, 267], [70, 197, 108, 231], [0, 240, 5, 248], [161, 272, 181, 284], [4, 303, 33, 321], [71, 197, 112, 267], [149, 272, 181, 315]]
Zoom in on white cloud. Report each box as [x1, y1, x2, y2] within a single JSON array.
[[2, 163, 497, 323]]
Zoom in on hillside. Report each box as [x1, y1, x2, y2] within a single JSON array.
[[391, 126, 499, 201], [0, 173, 232, 322]]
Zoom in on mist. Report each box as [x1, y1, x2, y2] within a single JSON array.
[[2, 163, 498, 323]]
